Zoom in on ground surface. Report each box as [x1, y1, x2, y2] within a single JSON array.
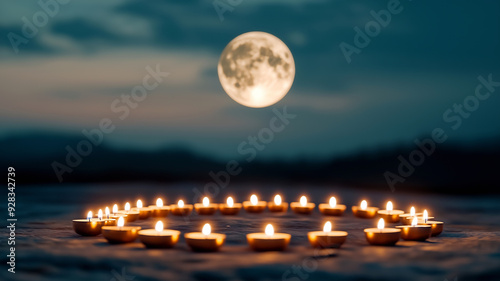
[[3, 183, 500, 281]]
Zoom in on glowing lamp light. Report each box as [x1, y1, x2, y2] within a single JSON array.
[[329, 197, 337, 208], [87, 211, 92, 221], [410, 206, 416, 217], [125, 202, 131, 212], [387, 201, 393, 212], [202, 223, 211, 236], [137, 200, 143, 209], [203, 197, 210, 207], [274, 195, 282, 205], [411, 217, 418, 227], [323, 221, 332, 233], [112, 204, 118, 215], [423, 210, 428, 223], [97, 209, 103, 220], [378, 218, 385, 230], [117, 216, 125, 227], [265, 224, 274, 237], [155, 221, 164, 232], [105, 207, 110, 219], [156, 198, 163, 208], [227, 197, 234, 207], [300, 196, 307, 207], [250, 195, 258, 205], [360, 200, 368, 210]]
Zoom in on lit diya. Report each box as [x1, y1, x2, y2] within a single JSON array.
[[402, 209, 434, 225], [194, 197, 218, 215], [352, 200, 379, 218], [364, 218, 401, 246], [396, 217, 432, 241], [290, 196, 315, 214], [102, 216, 141, 244], [318, 196, 346, 216], [243, 194, 267, 213], [133, 199, 152, 220], [149, 198, 170, 217], [185, 223, 226, 252], [247, 224, 291, 251], [118, 202, 139, 222], [399, 206, 422, 221], [219, 196, 242, 215], [422, 212, 444, 237], [110, 204, 127, 221], [170, 199, 193, 216], [73, 210, 115, 236], [377, 201, 404, 223], [138, 221, 180, 248], [308, 221, 348, 248], [268, 194, 288, 212]]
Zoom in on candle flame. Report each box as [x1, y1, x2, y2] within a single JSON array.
[[125, 202, 130, 212], [97, 209, 103, 220], [87, 211, 92, 221], [178, 200, 184, 208], [274, 194, 282, 205], [410, 206, 415, 217], [423, 209, 428, 223], [202, 223, 211, 236], [323, 221, 332, 233], [137, 199, 143, 209], [117, 216, 125, 227], [105, 207, 110, 217], [155, 221, 163, 232], [156, 198, 163, 207], [377, 218, 385, 230], [113, 204, 118, 215], [250, 194, 258, 205], [265, 224, 274, 237], [300, 196, 307, 207], [387, 201, 393, 211], [227, 197, 234, 207], [360, 200, 367, 210], [203, 197, 210, 207], [411, 216, 418, 227], [329, 197, 337, 208]]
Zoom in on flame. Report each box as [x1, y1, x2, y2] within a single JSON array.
[[423, 210, 428, 223], [203, 197, 210, 207], [387, 201, 393, 211], [137, 199, 143, 209], [378, 218, 385, 230], [300, 196, 307, 207], [125, 202, 130, 212], [113, 204, 118, 215], [410, 206, 415, 217], [156, 198, 163, 207], [250, 194, 258, 205], [105, 207, 110, 217], [155, 221, 164, 232], [274, 194, 282, 205], [97, 209, 103, 220], [87, 211, 92, 220], [227, 197, 234, 207], [117, 216, 125, 227], [265, 224, 274, 236], [323, 221, 332, 233], [360, 200, 367, 210], [202, 223, 211, 235], [178, 200, 184, 208], [329, 197, 337, 208], [411, 216, 418, 227]]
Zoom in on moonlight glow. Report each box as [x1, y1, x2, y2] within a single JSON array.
[[218, 31, 295, 108]]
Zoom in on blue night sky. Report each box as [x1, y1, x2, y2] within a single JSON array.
[[1, 0, 499, 160]]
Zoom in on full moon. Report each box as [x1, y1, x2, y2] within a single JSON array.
[[218, 32, 295, 108]]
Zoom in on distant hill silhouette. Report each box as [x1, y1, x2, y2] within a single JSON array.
[[1, 132, 499, 194]]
